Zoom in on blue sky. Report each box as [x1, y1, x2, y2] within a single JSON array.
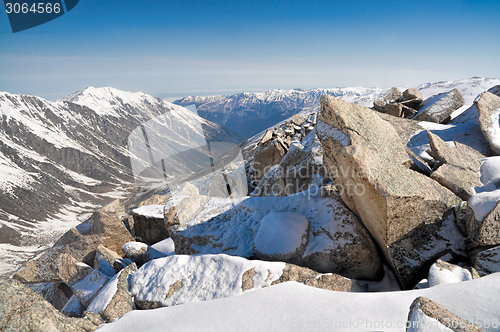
[[1, 0, 499, 100]]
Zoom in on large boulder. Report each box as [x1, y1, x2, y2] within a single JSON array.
[[318, 95, 461, 288], [406, 297, 484, 332], [0, 279, 98, 331], [171, 191, 383, 280], [414, 88, 465, 124], [130, 254, 361, 310], [427, 130, 484, 200], [14, 211, 134, 284], [254, 211, 309, 262], [131, 203, 169, 245], [252, 139, 286, 183], [475, 92, 500, 155]]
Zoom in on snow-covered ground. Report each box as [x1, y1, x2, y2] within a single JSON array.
[[98, 272, 500, 332]]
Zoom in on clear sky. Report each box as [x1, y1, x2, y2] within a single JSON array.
[[1, 0, 499, 101]]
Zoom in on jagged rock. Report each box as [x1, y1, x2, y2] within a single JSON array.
[[488, 84, 500, 96], [251, 131, 323, 197], [406, 296, 484, 332], [476, 92, 500, 155], [385, 103, 403, 117], [94, 245, 122, 277], [26, 282, 60, 304], [0, 279, 99, 331], [67, 263, 109, 307], [473, 245, 500, 276], [259, 129, 273, 145], [252, 139, 286, 183], [402, 105, 418, 118], [87, 263, 137, 322], [318, 95, 461, 288], [406, 148, 433, 175], [373, 87, 402, 112], [426, 131, 484, 200], [401, 87, 423, 108], [14, 211, 134, 283], [427, 259, 472, 287], [464, 200, 500, 248], [291, 114, 306, 126], [130, 255, 360, 310], [170, 191, 383, 280], [254, 211, 309, 262], [414, 89, 465, 123], [122, 241, 168, 267]]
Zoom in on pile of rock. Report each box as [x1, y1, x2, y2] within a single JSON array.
[[252, 112, 318, 184], [373, 86, 465, 124]]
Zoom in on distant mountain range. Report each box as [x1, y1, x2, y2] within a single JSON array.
[[174, 77, 500, 138]]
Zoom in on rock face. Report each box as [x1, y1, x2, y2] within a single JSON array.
[[14, 211, 134, 284], [406, 296, 484, 332], [473, 245, 500, 276], [427, 130, 484, 201], [254, 211, 310, 262], [170, 191, 383, 280], [0, 279, 98, 332], [475, 92, 500, 155], [318, 95, 461, 288], [414, 88, 465, 123]]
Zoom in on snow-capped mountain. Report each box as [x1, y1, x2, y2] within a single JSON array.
[[174, 78, 500, 138], [0, 87, 244, 276]]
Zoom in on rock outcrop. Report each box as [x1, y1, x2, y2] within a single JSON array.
[[475, 92, 500, 155], [318, 95, 461, 288]]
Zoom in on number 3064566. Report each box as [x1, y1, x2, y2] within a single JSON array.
[[5, 3, 61, 14]]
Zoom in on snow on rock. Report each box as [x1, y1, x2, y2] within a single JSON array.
[[407, 309, 453, 332], [151, 238, 175, 256], [122, 241, 169, 267], [131, 204, 164, 219], [130, 254, 286, 309], [469, 157, 500, 221], [68, 263, 109, 307], [427, 260, 472, 287], [98, 273, 500, 332], [87, 271, 121, 314], [172, 189, 382, 280], [473, 245, 500, 276], [254, 211, 309, 261]]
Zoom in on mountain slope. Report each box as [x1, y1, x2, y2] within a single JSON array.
[[0, 87, 243, 276]]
